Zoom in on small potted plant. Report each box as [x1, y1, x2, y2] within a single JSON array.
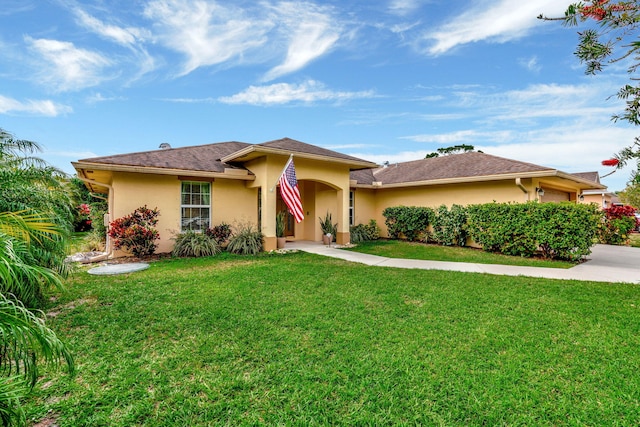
[[276, 210, 287, 249], [319, 211, 337, 245]]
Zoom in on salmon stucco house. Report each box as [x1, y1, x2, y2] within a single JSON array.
[[73, 137, 606, 255]]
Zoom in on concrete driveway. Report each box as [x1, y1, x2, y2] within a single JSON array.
[[288, 242, 640, 284]]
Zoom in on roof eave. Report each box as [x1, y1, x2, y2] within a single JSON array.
[[72, 161, 255, 181], [220, 145, 378, 170]]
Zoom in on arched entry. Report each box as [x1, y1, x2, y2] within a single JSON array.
[[276, 191, 295, 237]]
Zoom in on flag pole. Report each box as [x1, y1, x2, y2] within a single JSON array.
[[270, 154, 293, 192]]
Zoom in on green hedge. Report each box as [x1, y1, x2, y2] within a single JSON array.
[[466, 202, 600, 261], [382, 202, 600, 261], [382, 206, 433, 241]]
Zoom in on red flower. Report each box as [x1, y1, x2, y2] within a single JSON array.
[[601, 158, 619, 166]]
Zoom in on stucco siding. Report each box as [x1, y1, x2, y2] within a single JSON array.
[[212, 179, 258, 227], [371, 180, 530, 237], [111, 172, 181, 254]]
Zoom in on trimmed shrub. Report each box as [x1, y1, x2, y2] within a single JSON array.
[[172, 231, 221, 257], [227, 223, 264, 255], [598, 205, 637, 245], [108, 206, 160, 257], [350, 219, 381, 244], [536, 202, 599, 260], [466, 202, 599, 261], [382, 206, 433, 241], [431, 204, 468, 246], [205, 223, 232, 244]]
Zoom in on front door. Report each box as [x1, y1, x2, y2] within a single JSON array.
[[276, 192, 295, 237]]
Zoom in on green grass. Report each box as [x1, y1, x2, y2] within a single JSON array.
[[630, 233, 640, 248], [27, 253, 640, 425], [343, 240, 575, 268]]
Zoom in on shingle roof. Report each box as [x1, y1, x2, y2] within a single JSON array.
[[572, 171, 600, 184], [350, 169, 376, 185], [257, 138, 372, 164], [77, 141, 252, 173], [366, 152, 554, 184]]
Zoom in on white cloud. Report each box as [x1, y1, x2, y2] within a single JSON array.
[[419, 0, 571, 55], [25, 37, 112, 92], [519, 55, 541, 73], [400, 130, 510, 145], [73, 8, 149, 47], [262, 2, 342, 81], [218, 80, 375, 105], [0, 94, 72, 116], [387, 0, 424, 16], [144, 0, 272, 76]]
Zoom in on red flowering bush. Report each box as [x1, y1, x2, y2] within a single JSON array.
[[598, 205, 638, 245], [108, 206, 160, 257]]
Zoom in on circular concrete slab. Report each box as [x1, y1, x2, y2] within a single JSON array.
[[87, 263, 149, 275]]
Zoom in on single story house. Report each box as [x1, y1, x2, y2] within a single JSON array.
[[73, 137, 606, 254]]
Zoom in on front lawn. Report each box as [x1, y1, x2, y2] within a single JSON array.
[[28, 253, 640, 425], [343, 239, 575, 268]]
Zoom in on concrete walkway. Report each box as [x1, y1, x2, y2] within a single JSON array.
[[286, 241, 640, 284]]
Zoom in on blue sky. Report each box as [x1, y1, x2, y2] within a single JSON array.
[[1, 0, 637, 191]]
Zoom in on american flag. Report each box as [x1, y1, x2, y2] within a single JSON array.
[[278, 157, 304, 223]]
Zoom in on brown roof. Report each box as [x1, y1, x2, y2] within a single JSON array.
[[77, 141, 253, 173], [350, 168, 376, 185], [359, 152, 554, 185], [257, 138, 372, 164], [572, 171, 600, 184]]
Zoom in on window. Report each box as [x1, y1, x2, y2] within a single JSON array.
[[349, 191, 355, 226], [181, 182, 210, 231]]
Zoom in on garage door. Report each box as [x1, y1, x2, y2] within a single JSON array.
[[540, 188, 570, 203]]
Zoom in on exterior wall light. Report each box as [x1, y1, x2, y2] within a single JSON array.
[[536, 187, 545, 197]]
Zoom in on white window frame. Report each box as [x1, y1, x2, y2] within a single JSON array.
[[181, 181, 211, 232]]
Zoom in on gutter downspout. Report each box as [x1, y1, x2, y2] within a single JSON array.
[[76, 175, 114, 261], [515, 178, 529, 201]]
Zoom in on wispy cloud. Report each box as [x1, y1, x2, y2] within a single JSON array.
[[262, 2, 342, 81], [25, 36, 113, 92], [387, 0, 424, 16], [401, 130, 512, 144], [519, 55, 541, 73], [418, 0, 569, 55], [143, 0, 272, 76], [72, 8, 149, 47], [0, 94, 72, 116], [218, 80, 375, 105], [71, 6, 156, 80]]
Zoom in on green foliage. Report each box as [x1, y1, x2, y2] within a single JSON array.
[[205, 223, 232, 244], [541, 2, 640, 179], [597, 205, 638, 245], [275, 211, 286, 238], [88, 200, 108, 238], [350, 219, 381, 244], [382, 206, 433, 241], [78, 229, 105, 253], [318, 211, 337, 241], [226, 223, 264, 255], [425, 144, 477, 158], [430, 204, 468, 246], [108, 206, 160, 257], [466, 202, 599, 261], [172, 231, 221, 258], [0, 129, 73, 280], [349, 224, 368, 243], [618, 183, 640, 208]]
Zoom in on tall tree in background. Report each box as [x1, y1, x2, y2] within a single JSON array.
[[539, 1, 640, 182]]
